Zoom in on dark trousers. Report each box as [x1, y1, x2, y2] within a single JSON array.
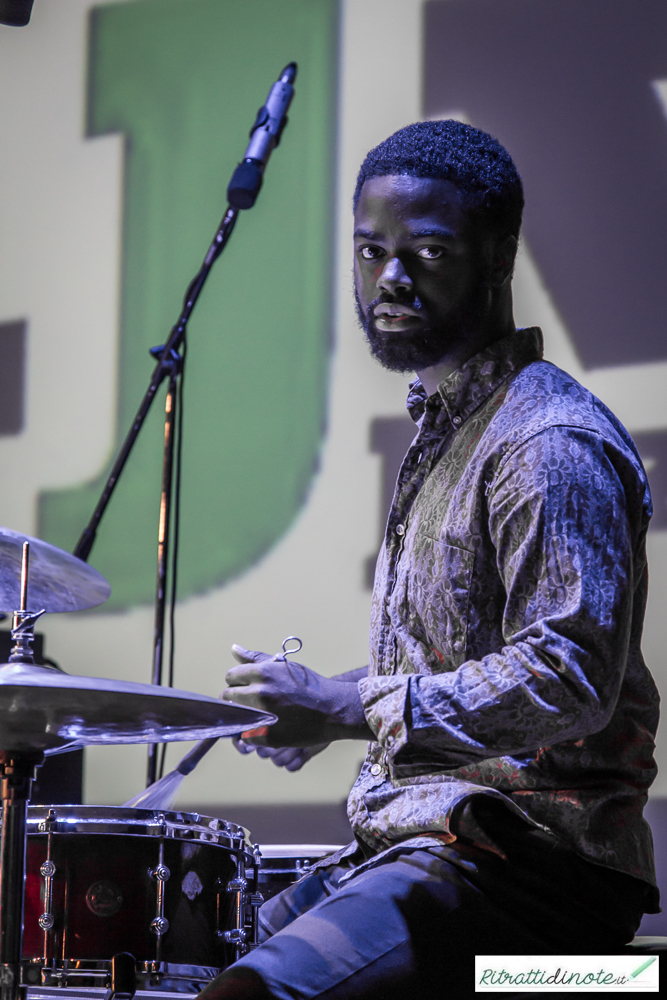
[[199, 804, 651, 999]]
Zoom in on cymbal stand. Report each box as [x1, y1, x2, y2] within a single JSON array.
[[8, 546, 45, 668], [0, 751, 43, 1000], [0, 544, 45, 1000]]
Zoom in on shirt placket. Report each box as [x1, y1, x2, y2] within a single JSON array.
[[380, 403, 452, 674], [365, 400, 457, 792], [365, 404, 452, 789]]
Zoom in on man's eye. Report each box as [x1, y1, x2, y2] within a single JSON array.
[[360, 246, 383, 259], [416, 247, 443, 259]]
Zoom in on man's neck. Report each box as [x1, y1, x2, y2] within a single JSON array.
[[416, 311, 516, 397]]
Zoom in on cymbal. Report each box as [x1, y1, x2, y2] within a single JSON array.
[[0, 661, 276, 752], [0, 526, 110, 613]]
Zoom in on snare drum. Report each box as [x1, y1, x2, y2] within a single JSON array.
[[258, 845, 344, 902], [20, 806, 258, 992]]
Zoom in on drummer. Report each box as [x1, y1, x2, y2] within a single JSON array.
[[204, 121, 660, 999]]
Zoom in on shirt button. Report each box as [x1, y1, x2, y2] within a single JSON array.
[[452, 414, 462, 427], [386, 735, 395, 748], [396, 523, 405, 536], [370, 763, 383, 776]]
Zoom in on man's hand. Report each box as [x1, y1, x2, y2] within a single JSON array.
[[224, 644, 372, 748], [231, 738, 330, 771]]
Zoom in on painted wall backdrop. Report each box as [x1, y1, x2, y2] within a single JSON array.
[[40, 0, 337, 609], [0, 0, 665, 860]]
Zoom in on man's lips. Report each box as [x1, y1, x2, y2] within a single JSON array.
[[373, 302, 421, 318], [372, 302, 424, 331]]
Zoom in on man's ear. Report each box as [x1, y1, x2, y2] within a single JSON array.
[[490, 234, 518, 286]]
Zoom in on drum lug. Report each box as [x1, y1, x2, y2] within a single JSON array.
[[38, 839, 57, 947], [148, 864, 170, 882], [223, 853, 255, 962], [246, 843, 263, 950], [148, 843, 170, 945]]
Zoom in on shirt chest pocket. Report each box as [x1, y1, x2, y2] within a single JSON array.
[[404, 537, 474, 662]]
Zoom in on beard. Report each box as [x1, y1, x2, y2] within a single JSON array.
[[355, 285, 489, 374]]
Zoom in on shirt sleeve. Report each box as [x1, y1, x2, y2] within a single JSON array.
[[358, 425, 646, 769]]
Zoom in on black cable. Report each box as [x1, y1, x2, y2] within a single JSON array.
[[169, 333, 187, 693], [157, 336, 187, 781]]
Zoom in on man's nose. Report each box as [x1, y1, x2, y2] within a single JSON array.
[[376, 256, 412, 295]]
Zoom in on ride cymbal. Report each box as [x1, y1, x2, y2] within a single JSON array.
[[0, 661, 276, 752], [0, 526, 110, 613]]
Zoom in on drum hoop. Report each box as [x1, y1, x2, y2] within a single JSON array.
[[25, 957, 223, 987], [25, 804, 248, 851], [257, 844, 344, 859]]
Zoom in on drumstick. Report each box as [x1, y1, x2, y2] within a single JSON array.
[[122, 737, 219, 809], [241, 726, 269, 739], [174, 736, 219, 775]]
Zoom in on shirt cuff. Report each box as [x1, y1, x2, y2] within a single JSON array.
[[358, 675, 410, 755]]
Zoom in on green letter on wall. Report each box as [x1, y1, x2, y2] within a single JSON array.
[[38, 0, 337, 610]]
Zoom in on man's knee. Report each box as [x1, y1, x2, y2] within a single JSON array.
[[259, 865, 342, 940]]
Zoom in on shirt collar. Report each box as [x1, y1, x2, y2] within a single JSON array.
[[406, 327, 544, 425]]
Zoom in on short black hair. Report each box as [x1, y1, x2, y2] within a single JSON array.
[[354, 120, 524, 240]]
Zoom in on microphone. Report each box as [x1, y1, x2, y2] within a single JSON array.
[[0, 0, 34, 26], [227, 62, 297, 210]]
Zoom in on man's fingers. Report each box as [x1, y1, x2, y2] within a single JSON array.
[[253, 746, 309, 769], [231, 643, 273, 664], [222, 683, 264, 707], [232, 740, 332, 770], [264, 747, 300, 766], [284, 754, 309, 772], [225, 663, 266, 687], [231, 735, 255, 756]]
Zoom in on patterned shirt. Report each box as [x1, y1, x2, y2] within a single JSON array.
[[345, 327, 659, 893]]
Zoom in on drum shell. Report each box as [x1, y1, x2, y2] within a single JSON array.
[[23, 832, 237, 966], [16, 805, 252, 980]]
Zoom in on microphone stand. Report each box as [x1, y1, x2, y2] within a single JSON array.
[[75, 206, 238, 785], [73, 63, 297, 786]]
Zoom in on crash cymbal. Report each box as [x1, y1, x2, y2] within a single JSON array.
[[0, 526, 110, 613], [0, 661, 275, 752]]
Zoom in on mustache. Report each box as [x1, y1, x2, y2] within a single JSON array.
[[366, 293, 424, 314]]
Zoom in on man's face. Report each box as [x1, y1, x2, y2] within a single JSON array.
[[353, 174, 491, 372]]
